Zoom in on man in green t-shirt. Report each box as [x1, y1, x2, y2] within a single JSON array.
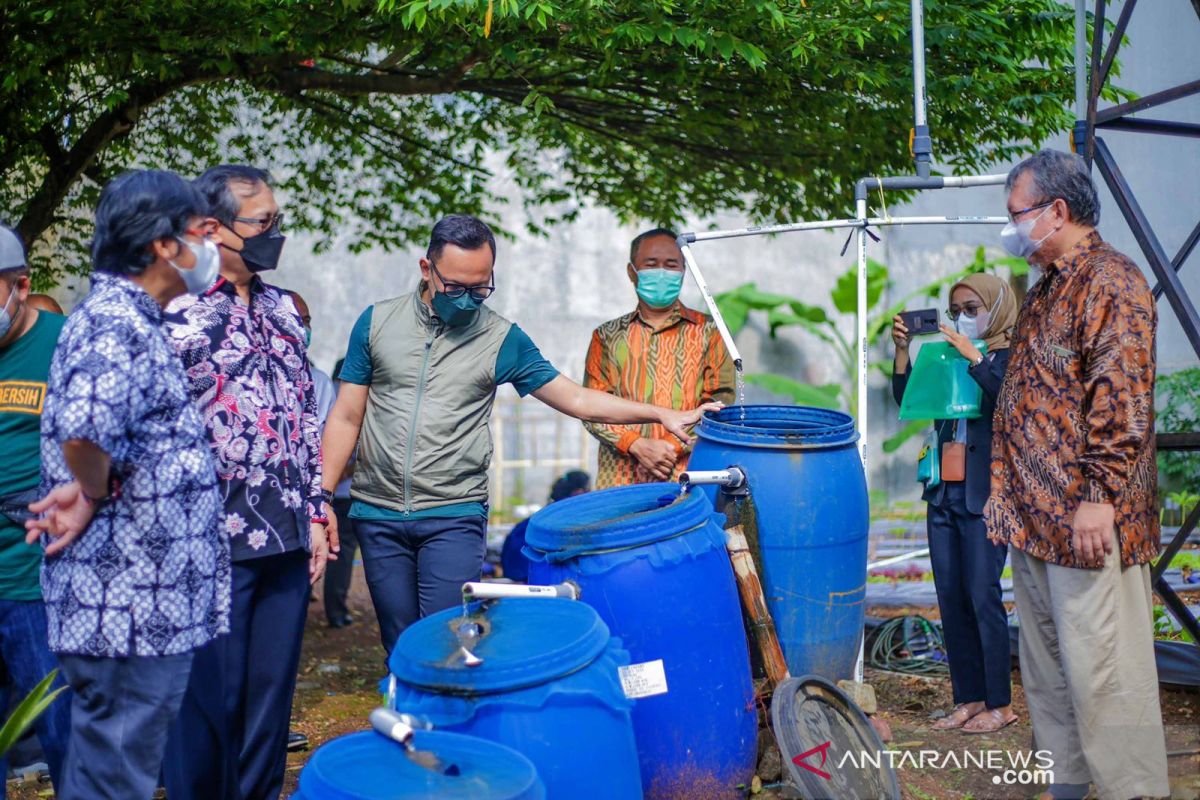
[[0, 224, 69, 795]]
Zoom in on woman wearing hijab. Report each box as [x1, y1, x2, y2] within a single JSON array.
[[891, 272, 1019, 734]]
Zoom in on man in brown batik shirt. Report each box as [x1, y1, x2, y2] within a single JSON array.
[[986, 149, 1167, 800]]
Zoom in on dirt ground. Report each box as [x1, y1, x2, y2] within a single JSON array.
[[6, 576, 1200, 799]]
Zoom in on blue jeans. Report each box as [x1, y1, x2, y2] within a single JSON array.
[[0, 598, 70, 798], [355, 516, 486, 657]]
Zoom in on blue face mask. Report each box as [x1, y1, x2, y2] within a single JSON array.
[[304, 327, 312, 349], [635, 268, 684, 309]]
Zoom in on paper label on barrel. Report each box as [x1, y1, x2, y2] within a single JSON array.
[[619, 659, 669, 699]]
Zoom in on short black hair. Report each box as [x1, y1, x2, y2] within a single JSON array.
[[91, 170, 207, 276], [550, 470, 590, 502], [426, 214, 496, 262], [193, 164, 273, 226], [629, 227, 678, 264]]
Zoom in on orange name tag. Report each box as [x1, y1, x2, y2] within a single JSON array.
[[940, 441, 966, 482]]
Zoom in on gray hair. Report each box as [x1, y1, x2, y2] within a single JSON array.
[[193, 165, 273, 227], [1006, 149, 1100, 227]]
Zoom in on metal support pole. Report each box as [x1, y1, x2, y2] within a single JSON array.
[[1075, 0, 1088, 119], [1072, 0, 1090, 153], [909, 0, 932, 177], [1093, 138, 1200, 349], [679, 243, 743, 369]]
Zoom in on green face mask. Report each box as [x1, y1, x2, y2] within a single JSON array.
[[431, 290, 484, 327], [635, 268, 684, 309]]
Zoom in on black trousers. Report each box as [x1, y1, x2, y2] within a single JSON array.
[[323, 497, 358, 625], [927, 481, 1012, 709], [163, 550, 310, 800]]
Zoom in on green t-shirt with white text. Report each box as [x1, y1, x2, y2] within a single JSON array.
[[0, 311, 66, 600]]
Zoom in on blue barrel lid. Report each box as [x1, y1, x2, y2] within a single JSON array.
[[697, 405, 859, 449], [298, 729, 544, 800], [525, 483, 715, 557], [389, 598, 610, 694]]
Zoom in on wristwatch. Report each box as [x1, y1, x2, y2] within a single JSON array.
[[82, 474, 123, 506], [971, 354, 985, 368]]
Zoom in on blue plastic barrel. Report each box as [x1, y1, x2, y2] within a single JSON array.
[[387, 598, 642, 800], [523, 484, 757, 799], [293, 728, 544, 799], [686, 405, 868, 681]]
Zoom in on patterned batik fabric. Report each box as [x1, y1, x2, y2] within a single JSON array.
[[583, 304, 735, 488], [40, 272, 230, 658], [164, 277, 322, 562], [986, 231, 1159, 568]]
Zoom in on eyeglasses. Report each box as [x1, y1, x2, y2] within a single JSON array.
[[1007, 200, 1053, 223], [946, 302, 986, 321], [231, 212, 284, 234], [429, 259, 495, 301]]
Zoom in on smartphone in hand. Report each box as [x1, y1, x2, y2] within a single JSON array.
[[898, 308, 940, 337]]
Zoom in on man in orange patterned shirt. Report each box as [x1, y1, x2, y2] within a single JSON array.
[[583, 228, 734, 487], [987, 150, 1167, 800]]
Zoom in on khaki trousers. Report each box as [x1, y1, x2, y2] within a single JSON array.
[[1009, 544, 1169, 800]]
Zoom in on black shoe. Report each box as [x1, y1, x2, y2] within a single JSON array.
[[287, 731, 309, 752], [328, 615, 356, 629]]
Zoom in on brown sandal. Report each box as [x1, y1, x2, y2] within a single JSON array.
[[931, 703, 982, 730], [962, 707, 1018, 734]]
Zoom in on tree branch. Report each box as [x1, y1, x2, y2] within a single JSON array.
[[16, 74, 203, 246]]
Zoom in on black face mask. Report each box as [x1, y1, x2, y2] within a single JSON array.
[[227, 221, 286, 273]]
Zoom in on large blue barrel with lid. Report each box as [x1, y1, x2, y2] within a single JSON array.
[[686, 405, 868, 681], [292, 728, 544, 799], [387, 598, 642, 800], [523, 484, 756, 800]]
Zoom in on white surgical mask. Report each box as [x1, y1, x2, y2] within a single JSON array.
[[170, 237, 220, 295], [1000, 204, 1055, 259], [955, 313, 982, 340]]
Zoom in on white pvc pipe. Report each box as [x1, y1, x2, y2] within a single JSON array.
[[868, 547, 931, 570], [686, 213, 1007, 244], [853, 195, 869, 686], [681, 243, 744, 368], [855, 197, 870, 471], [940, 174, 1008, 188], [461, 581, 580, 600]]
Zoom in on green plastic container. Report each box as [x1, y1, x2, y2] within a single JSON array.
[[899, 340, 988, 420]]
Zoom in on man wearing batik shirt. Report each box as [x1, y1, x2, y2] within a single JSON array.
[[986, 149, 1167, 800], [584, 228, 734, 487], [162, 165, 329, 800], [26, 169, 229, 800]]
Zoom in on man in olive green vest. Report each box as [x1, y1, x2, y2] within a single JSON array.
[[322, 215, 718, 655]]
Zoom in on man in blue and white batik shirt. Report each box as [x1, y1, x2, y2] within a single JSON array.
[[26, 169, 230, 800]]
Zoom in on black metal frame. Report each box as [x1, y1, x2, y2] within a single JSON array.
[[1077, 0, 1200, 647]]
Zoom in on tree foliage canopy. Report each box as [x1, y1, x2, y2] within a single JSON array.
[[2, 0, 1100, 283]]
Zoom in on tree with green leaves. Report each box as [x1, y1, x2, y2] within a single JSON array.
[[3, 0, 1101, 285]]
